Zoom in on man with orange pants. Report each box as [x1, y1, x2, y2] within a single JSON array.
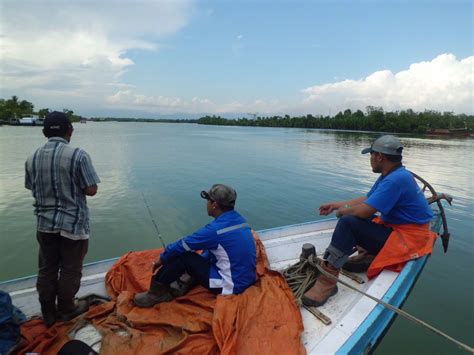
[[303, 135, 436, 307]]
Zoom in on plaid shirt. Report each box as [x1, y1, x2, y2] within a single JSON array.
[[25, 137, 100, 235]]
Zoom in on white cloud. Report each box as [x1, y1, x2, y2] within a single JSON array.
[[0, 0, 194, 107], [105, 90, 133, 104], [134, 94, 182, 107], [104, 90, 285, 115], [302, 54, 474, 114], [106, 90, 206, 112], [106, 53, 473, 116], [232, 34, 245, 55]]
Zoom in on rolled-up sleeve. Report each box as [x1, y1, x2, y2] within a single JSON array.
[[78, 151, 100, 189]]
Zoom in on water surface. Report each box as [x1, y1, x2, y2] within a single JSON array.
[[0, 122, 472, 353]]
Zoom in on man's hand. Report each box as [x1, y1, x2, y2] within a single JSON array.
[[152, 259, 163, 273], [84, 184, 98, 196], [319, 202, 343, 216]]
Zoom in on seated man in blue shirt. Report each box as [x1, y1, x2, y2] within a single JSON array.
[[302, 135, 433, 307], [134, 184, 257, 308]]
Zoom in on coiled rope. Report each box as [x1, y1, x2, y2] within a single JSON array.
[[283, 255, 474, 353], [282, 256, 320, 305]]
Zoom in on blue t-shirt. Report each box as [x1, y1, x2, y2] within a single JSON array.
[[160, 210, 257, 295], [365, 166, 433, 224]]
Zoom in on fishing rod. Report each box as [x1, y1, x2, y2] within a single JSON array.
[[141, 192, 166, 249]]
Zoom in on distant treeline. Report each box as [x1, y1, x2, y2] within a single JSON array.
[[0, 96, 84, 123], [197, 107, 473, 134], [3, 97, 472, 134], [88, 117, 197, 123]]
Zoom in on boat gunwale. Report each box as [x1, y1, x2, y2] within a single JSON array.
[[335, 255, 429, 354], [0, 218, 339, 288], [1, 211, 438, 287], [0, 257, 119, 288]]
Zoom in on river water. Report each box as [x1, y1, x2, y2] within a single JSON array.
[[0, 122, 472, 353]]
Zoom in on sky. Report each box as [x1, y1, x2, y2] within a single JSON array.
[[0, 0, 472, 118]]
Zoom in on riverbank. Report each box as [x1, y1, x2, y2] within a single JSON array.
[[196, 110, 474, 135], [3, 118, 472, 139], [86, 109, 474, 136]]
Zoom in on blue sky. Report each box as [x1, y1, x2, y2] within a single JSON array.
[[1, 0, 472, 117]]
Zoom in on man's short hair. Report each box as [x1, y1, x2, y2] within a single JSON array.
[[383, 154, 403, 163], [43, 111, 72, 138]]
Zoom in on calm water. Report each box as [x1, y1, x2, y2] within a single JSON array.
[[0, 122, 472, 353]]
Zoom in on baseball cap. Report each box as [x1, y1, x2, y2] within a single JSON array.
[[200, 184, 237, 208], [361, 135, 403, 156], [44, 111, 72, 137]]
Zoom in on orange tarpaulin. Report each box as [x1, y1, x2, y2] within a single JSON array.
[[367, 217, 437, 279], [15, 232, 305, 354]]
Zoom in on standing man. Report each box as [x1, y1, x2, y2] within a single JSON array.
[[134, 184, 257, 308], [303, 135, 436, 307], [25, 111, 100, 326]]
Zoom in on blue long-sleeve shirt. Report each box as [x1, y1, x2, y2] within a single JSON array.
[[160, 210, 257, 295]]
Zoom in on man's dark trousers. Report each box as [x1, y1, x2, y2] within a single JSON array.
[[326, 215, 393, 268], [36, 231, 88, 313], [153, 252, 222, 295]]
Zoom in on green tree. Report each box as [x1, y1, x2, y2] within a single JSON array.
[[38, 108, 50, 118], [19, 100, 34, 114], [1, 96, 34, 119]]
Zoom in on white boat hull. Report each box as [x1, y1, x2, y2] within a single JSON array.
[[0, 215, 441, 353]]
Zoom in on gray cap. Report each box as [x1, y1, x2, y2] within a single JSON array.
[[361, 135, 403, 156], [200, 184, 237, 208]]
